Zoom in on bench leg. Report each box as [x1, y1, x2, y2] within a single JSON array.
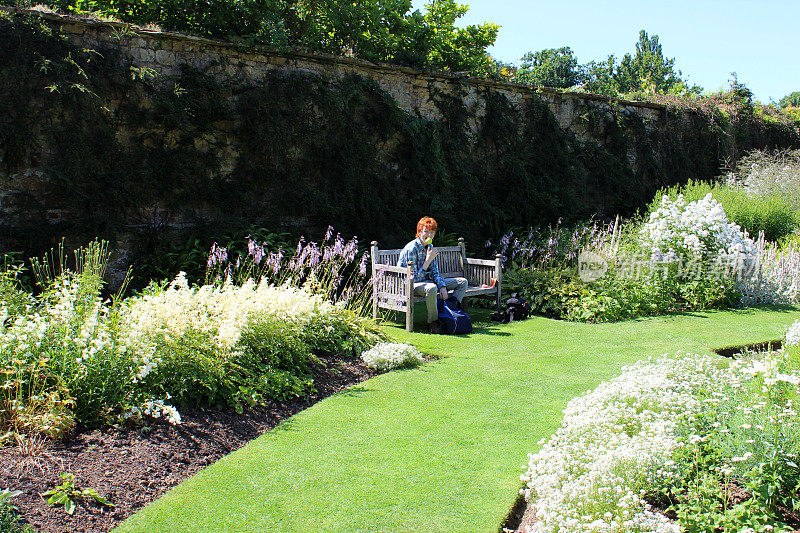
[[405, 268, 414, 332]]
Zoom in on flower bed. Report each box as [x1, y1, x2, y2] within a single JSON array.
[[500, 193, 756, 322], [520, 321, 800, 532], [1, 241, 387, 441]]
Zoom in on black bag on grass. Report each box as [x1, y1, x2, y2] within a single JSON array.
[[505, 293, 531, 322], [491, 293, 531, 323]]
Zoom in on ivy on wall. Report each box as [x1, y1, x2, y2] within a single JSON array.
[[1, 12, 799, 283]]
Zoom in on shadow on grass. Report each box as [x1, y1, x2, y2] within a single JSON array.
[[628, 304, 799, 322], [379, 307, 512, 337], [269, 419, 297, 433], [714, 339, 783, 358]]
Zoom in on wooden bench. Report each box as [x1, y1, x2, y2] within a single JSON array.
[[370, 238, 502, 332]]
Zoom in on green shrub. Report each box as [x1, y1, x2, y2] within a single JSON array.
[[648, 179, 799, 242], [139, 330, 226, 408], [505, 266, 739, 323], [504, 268, 585, 319], [0, 257, 34, 321], [228, 317, 316, 406], [566, 275, 738, 322]]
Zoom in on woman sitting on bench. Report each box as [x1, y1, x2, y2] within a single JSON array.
[[397, 216, 467, 334]]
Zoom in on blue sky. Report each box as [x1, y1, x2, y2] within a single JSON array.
[[411, 0, 799, 103]]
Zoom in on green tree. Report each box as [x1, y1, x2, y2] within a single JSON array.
[[579, 30, 701, 97], [780, 91, 800, 108], [415, 0, 499, 75], [513, 47, 582, 88], [31, 0, 498, 74], [582, 55, 619, 96], [614, 30, 700, 95]]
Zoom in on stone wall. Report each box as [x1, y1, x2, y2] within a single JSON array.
[[47, 9, 664, 137], [1, 7, 798, 285]]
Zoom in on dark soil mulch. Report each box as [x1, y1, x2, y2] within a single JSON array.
[[1, 355, 377, 533]]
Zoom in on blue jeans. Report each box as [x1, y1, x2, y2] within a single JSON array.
[[414, 277, 468, 323]]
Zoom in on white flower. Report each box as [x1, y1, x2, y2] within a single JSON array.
[[360, 342, 423, 371]]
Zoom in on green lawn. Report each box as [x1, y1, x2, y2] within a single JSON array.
[[115, 305, 800, 533]]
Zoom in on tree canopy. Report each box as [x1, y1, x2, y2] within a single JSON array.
[[516, 30, 702, 97], [513, 47, 581, 89], [32, 0, 499, 75], [780, 91, 800, 108]]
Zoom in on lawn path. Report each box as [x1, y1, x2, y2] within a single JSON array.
[[115, 307, 799, 533]]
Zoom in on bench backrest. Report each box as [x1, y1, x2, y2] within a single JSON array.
[[372, 242, 466, 278]]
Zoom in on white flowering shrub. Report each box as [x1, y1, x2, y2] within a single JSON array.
[[123, 274, 383, 366], [786, 320, 800, 348], [121, 274, 384, 410], [1, 242, 387, 439], [640, 193, 756, 264], [360, 342, 423, 371], [522, 326, 800, 532], [521, 354, 715, 533]]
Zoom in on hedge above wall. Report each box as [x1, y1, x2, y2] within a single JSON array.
[[1, 10, 799, 283]]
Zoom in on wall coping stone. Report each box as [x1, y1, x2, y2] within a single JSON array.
[[2, 5, 669, 112]]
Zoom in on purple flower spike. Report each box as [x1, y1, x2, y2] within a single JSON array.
[[333, 235, 345, 257], [307, 243, 321, 268], [324, 226, 334, 242], [344, 239, 358, 262], [254, 245, 265, 265], [297, 245, 310, 269], [359, 253, 368, 276]]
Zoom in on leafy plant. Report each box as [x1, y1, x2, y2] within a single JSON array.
[[0, 488, 35, 533], [41, 472, 114, 515]]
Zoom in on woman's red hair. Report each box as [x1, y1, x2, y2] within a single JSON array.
[[416, 216, 438, 237]]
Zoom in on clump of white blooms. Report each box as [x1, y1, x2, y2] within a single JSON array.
[[123, 398, 182, 425], [120, 273, 379, 378], [360, 342, 423, 371], [123, 272, 338, 350], [2, 269, 383, 434], [521, 354, 717, 533], [785, 320, 800, 347], [640, 193, 756, 264], [522, 324, 800, 532]]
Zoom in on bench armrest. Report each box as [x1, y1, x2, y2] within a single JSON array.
[[464, 257, 496, 267], [375, 264, 412, 275]]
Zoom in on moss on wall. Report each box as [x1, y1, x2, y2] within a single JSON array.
[[1, 11, 799, 280]]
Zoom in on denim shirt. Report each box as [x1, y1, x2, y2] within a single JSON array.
[[397, 238, 446, 288]]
